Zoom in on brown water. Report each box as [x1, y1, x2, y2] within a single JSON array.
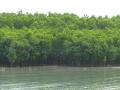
[[0, 66, 120, 90]]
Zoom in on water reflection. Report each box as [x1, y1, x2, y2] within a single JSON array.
[[0, 66, 120, 90]]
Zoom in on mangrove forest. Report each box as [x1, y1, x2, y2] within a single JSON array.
[[0, 12, 120, 66]]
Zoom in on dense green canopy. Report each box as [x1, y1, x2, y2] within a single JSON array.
[[0, 12, 120, 66], [0, 12, 120, 30]]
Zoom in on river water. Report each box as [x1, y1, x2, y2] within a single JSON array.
[[0, 66, 120, 90]]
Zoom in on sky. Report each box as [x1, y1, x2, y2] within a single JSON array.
[[0, 0, 119, 17]]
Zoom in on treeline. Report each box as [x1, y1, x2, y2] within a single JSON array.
[[0, 12, 120, 66], [0, 28, 120, 66], [0, 12, 120, 30]]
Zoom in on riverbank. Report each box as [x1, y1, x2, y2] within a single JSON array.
[[0, 64, 120, 67]]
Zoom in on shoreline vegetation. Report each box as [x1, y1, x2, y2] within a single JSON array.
[[0, 12, 120, 66]]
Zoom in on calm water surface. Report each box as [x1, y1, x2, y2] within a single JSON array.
[[0, 66, 120, 90]]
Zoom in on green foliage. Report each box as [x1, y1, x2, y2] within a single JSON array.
[[0, 12, 120, 66], [0, 12, 119, 30], [0, 28, 119, 66]]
